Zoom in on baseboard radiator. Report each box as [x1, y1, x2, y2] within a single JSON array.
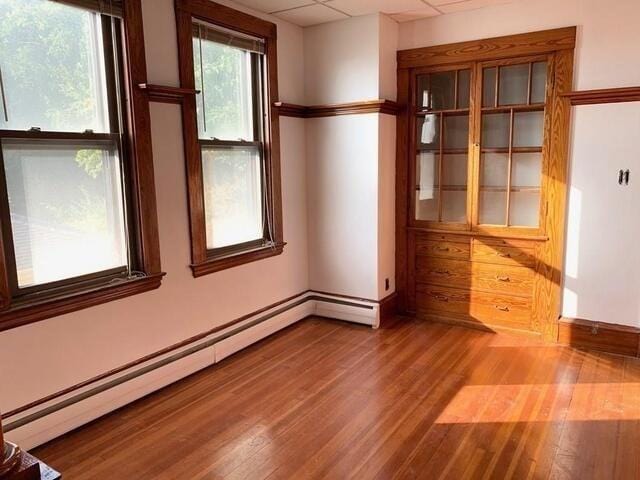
[[4, 290, 386, 449]]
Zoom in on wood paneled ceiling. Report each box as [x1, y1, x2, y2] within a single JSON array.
[[234, 0, 519, 26]]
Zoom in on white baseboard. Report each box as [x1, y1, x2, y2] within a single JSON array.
[[4, 291, 377, 449]]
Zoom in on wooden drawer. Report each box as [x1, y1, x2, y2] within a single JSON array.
[[470, 263, 534, 296], [416, 239, 470, 260], [416, 257, 471, 287], [418, 232, 469, 244], [415, 284, 470, 316], [471, 240, 535, 267], [469, 291, 532, 329], [415, 284, 531, 329]]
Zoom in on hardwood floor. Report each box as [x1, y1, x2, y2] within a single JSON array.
[[33, 316, 640, 479]]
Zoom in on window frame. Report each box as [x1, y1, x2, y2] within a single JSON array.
[[0, 0, 164, 332], [175, 0, 284, 278]]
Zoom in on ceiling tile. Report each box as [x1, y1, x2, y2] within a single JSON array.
[[274, 4, 350, 26], [390, 9, 440, 22], [326, 0, 428, 16], [233, 0, 315, 14], [437, 0, 513, 13]]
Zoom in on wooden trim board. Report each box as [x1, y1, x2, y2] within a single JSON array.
[[561, 86, 640, 105], [398, 27, 576, 69], [558, 317, 640, 357], [275, 100, 400, 118]]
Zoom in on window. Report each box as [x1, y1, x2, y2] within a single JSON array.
[[0, 0, 162, 330], [176, 0, 284, 277]]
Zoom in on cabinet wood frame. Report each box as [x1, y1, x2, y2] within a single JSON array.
[[396, 27, 576, 339]]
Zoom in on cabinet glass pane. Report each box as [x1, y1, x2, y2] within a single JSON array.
[[511, 152, 542, 188], [482, 67, 497, 107], [444, 114, 469, 150], [457, 69, 471, 109], [509, 152, 542, 227], [442, 191, 467, 223], [479, 153, 508, 225], [481, 113, 510, 149], [441, 153, 468, 223], [417, 72, 455, 110], [531, 61, 548, 104], [509, 192, 540, 227], [417, 114, 440, 150], [513, 111, 544, 147], [416, 152, 439, 221], [498, 64, 529, 106]]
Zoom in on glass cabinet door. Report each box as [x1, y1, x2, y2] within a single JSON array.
[[415, 68, 471, 225], [478, 59, 548, 228]]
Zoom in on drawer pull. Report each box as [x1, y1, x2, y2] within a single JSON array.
[[496, 275, 510, 282], [432, 269, 450, 275], [497, 252, 512, 258], [495, 305, 510, 312], [436, 246, 450, 252], [434, 295, 449, 302]]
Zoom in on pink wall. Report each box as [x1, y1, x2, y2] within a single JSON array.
[[0, 0, 309, 416]]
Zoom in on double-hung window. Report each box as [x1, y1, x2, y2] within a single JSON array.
[[0, 0, 162, 329], [176, 0, 284, 277]]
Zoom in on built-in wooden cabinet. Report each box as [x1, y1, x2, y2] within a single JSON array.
[[397, 28, 576, 338]]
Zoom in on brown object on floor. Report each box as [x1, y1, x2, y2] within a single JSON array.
[[34, 317, 640, 479]]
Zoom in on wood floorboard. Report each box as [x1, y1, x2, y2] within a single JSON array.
[[32, 316, 640, 479]]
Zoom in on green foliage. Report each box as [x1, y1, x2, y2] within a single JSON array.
[[75, 149, 104, 178]]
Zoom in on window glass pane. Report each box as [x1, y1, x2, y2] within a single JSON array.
[[511, 152, 542, 187], [415, 152, 438, 221], [202, 146, 263, 249], [482, 67, 497, 107], [498, 64, 529, 106], [193, 29, 255, 141], [457, 69, 471, 109], [531, 62, 547, 104], [0, 0, 110, 132], [2, 139, 127, 288]]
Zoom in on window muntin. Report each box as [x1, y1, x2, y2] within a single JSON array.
[[0, 0, 132, 295], [192, 20, 271, 254]]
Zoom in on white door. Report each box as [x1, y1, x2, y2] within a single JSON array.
[[563, 102, 640, 327]]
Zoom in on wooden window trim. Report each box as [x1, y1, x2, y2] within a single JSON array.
[[0, 0, 164, 332], [175, 0, 284, 277]]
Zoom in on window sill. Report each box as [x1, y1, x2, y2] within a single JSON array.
[[191, 242, 286, 278], [0, 273, 165, 333]]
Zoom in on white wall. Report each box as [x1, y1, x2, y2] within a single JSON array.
[[0, 0, 309, 417], [304, 15, 380, 105], [399, 0, 640, 326], [304, 13, 398, 300], [306, 115, 380, 299]]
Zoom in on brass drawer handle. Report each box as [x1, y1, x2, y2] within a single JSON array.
[[497, 252, 512, 258], [496, 275, 510, 282], [495, 305, 510, 312], [434, 295, 449, 302], [436, 246, 450, 252], [432, 269, 450, 275]]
